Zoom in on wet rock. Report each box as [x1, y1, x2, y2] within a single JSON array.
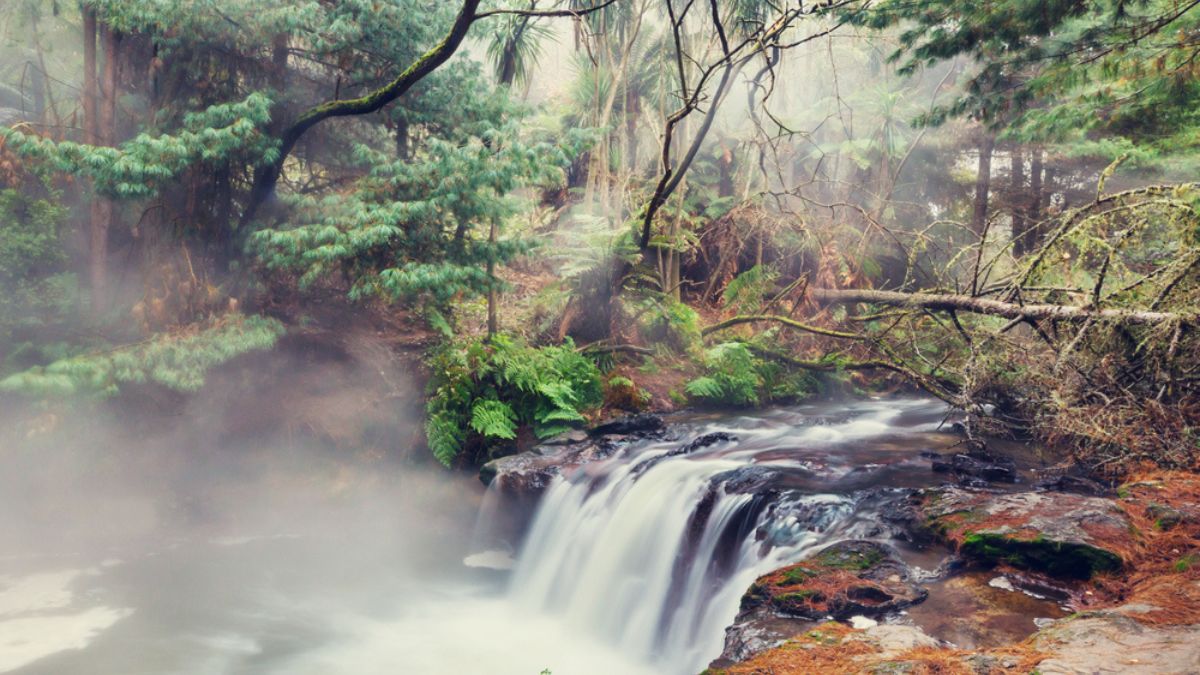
[[715, 466, 784, 494], [904, 570, 1068, 650], [631, 432, 738, 477], [588, 412, 664, 436], [674, 431, 737, 456], [930, 451, 1016, 485], [742, 540, 928, 621], [1034, 473, 1111, 496], [916, 488, 1131, 579], [480, 436, 614, 490], [718, 541, 928, 665], [541, 429, 589, 445], [1030, 612, 1200, 674]]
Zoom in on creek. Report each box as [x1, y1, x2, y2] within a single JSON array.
[[0, 397, 1054, 674]]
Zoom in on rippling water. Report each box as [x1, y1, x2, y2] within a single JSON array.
[[0, 397, 962, 674]]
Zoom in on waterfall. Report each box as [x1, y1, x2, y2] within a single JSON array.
[[503, 399, 944, 673]]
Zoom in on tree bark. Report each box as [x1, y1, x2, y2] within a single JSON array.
[[807, 287, 1194, 326], [487, 219, 498, 338], [971, 132, 995, 236], [1026, 146, 1044, 249], [240, 0, 484, 227], [1009, 145, 1027, 255]]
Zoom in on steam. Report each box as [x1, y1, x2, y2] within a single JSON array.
[[0, 336, 481, 674]]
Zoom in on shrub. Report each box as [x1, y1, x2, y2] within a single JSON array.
[[425, 335, 602, 467]]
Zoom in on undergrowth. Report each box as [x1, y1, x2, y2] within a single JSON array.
[[425, 334, 602, 466]]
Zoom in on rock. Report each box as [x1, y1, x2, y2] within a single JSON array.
[[965, 654, 1000, 674], [1031, 613, 1200, 674], [1035, 473, 1111, 496], [588, 412, 664, 436], [1145, 502, 1188, 530], [675, 431, 737, 455], [917, 488, 1132, 579], [852, 624, 940, 657], [742, 540, 928, 622], [541, 429, 589, 445], [632, 432, 738, 477], [717, 541, 928, 666], [930, 451, 1016, 484]]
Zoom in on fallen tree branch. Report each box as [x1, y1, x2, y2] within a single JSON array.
[[808, 288, 1197, 327], [702, 315, 864, 340], [578, 343, 654, 356]]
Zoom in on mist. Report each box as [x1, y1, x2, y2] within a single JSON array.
[[0, 336, 486, 673]]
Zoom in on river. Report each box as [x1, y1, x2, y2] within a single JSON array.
[[1, 397, 985, 674]]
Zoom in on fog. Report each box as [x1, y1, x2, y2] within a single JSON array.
[[0, 337, 488, 673]]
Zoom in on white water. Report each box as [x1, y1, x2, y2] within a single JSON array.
[[502, 397, 946, 674], [0, 397, 952, 675]]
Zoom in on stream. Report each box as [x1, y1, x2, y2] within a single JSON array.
[[0, 397, 1049, 674]]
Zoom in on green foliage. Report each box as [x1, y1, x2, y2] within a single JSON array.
[[0, 314, 284, 397], [636, 295, 701, 353], [253, 112, 592, 306], [0, 188, 78, 373], [722, 264, 779, 313], [2, 94, 277, 199], [686, 341, 817, 407], [686, 342, 763, 407], [425, 335, 602, 467]]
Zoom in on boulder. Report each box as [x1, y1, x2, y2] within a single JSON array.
[[917, 488, 1132, 579], [1031, 613, 1200, 674], [741, 540, 928, 621]]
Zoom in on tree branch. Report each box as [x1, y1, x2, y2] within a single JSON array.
[[808, 288, 1197, 326]]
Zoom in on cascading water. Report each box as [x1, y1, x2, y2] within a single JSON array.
[[499, 397, 953, 674]]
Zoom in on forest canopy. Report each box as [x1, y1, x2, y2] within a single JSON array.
[[1, 0, 1197, 471]]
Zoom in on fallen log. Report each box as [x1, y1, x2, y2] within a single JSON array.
[[807, 288, 1196, 327]]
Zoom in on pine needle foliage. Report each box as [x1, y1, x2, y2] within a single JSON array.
[[253, 113, 593, 306], [2, 94, 277, 199], [425, 334, 602, 467], [0, 314, 284, 398]]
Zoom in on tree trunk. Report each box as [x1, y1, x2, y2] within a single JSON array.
[[487, 219, 498, 338], [1026, 146, 1044, 250], [1010, 145, 1027, 255], [971, 132, 995, 236], [83, 10, 116, 317]]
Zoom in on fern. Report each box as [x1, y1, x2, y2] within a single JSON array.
[[0, 314, 284, 398], [685, 376, 725, 400], [424, 334, 602, 465], [685, 342, 762, 407], [470, 398, 518, 439], [427, 409, 467, 468]]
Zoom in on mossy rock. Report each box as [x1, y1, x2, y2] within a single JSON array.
[[747, 540, 928, 621], [919, 488, 1132, 580]]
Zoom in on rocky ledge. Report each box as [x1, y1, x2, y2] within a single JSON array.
[[478, 413, 667, 492], [717, 540, 927, 665], [716, 471, 1200, 674], [913, 487, 1131, 579]]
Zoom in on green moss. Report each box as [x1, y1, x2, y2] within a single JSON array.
[[1173, 553, 1198, 573], [814, 546, 885, 571], [776, 565, 819, 585], [960, 532, 1121, 579]]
